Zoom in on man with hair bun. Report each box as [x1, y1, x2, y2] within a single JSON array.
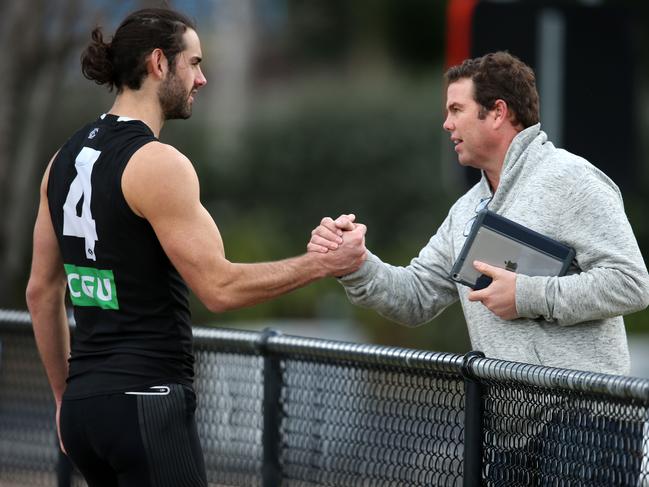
[[26, 7, 366, 486], [310, 51, 649, 376]]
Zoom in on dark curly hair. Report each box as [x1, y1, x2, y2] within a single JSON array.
[[445, 51, 540, 129], [80, 8, 196, 93]]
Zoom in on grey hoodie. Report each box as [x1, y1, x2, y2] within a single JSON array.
[[340, 124, 649, 375]]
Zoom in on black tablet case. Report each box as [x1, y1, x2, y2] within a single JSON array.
[[450, 210, 576, 290]]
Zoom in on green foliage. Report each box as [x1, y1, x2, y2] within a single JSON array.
[[384, 0, 448, 71], [624, 190, 649, 334], [626, 309, 649, 334], [284, 0, 446, 71], [218, 78, 456, 253]]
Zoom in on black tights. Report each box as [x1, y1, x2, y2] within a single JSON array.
[[60, 384, 207, 487]]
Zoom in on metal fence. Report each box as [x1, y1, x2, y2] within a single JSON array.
[[1, 309, 648, 486]]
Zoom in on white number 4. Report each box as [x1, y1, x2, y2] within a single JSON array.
[[63, 147, 101, 261]]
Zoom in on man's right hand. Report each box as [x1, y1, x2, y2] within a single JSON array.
[[308, 214, 367, 277], [308, 214, 358, 253]]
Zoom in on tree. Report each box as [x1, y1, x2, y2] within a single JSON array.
[[0, 0, 86, 305]]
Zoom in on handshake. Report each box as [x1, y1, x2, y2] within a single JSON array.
[[307, 213, 368, 278]]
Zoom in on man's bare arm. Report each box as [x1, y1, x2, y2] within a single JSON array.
[[122, 142, 366, 312], [26, 159, 70, 452]]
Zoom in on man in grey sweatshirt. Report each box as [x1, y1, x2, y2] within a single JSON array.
[[309, 51, 649, 375]]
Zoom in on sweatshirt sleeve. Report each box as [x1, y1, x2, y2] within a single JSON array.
[[516, 172, 649, 325], [338, 214, 459, 326]]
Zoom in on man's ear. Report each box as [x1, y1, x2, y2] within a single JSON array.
[[147, 48, 168, 80], [492, 99, 510, 128]]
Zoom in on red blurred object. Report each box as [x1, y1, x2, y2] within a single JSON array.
[[445, 0, 479, 69]]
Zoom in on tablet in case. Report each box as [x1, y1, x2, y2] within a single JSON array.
[[450, 210, 576, 290]]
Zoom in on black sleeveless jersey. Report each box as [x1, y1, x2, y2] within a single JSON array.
[[48, 114, 194, 398]]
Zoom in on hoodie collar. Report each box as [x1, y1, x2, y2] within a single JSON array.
[[478, 123, 545, 201], [501, 123, 544, 177]]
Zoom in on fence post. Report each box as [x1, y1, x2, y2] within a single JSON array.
[[462, 350, 485, 487], [259, 328, 282, 487]]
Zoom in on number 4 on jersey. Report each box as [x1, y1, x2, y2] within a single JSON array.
[[63, 147, 100, 261]]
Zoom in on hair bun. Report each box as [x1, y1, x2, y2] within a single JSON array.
[[80, 27, 116, 90]]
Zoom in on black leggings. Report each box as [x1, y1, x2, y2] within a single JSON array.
[[60, 384, 207, 487]]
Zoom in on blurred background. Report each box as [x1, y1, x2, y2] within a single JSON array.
[[1, 0, 648, 374]]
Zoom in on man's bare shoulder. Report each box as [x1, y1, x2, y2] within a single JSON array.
[[123, 142, 199, 217], [132, 141, 193, 169], [125, 141, 197, 184]]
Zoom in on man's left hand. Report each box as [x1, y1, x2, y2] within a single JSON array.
[[467, 261, 519, 320]]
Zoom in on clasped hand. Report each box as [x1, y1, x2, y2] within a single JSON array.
[[307, 214, 367, 277]]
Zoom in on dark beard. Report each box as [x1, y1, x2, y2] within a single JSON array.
[[159, 71, 192, 120]]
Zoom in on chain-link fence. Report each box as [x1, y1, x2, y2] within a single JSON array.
[[1, 310, 648, 486]]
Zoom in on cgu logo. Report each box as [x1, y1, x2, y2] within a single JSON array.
[[63, 264, 119, 310]]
